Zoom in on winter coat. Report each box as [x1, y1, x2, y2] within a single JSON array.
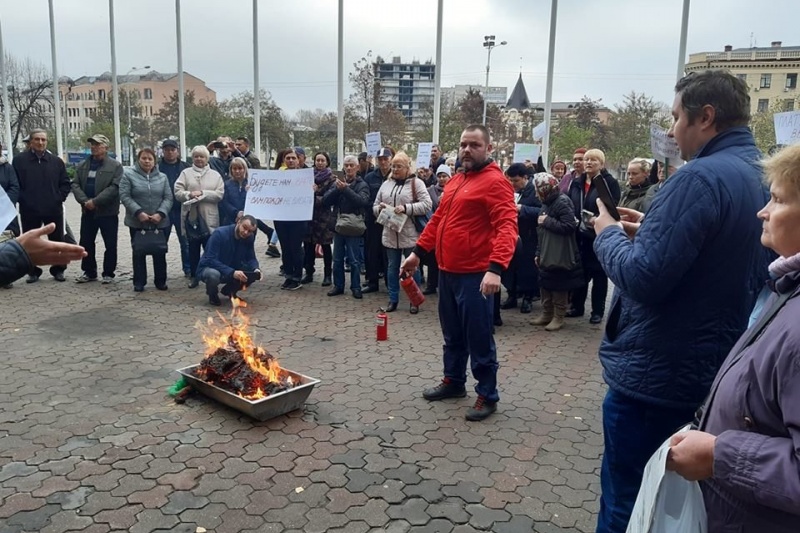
[[373, 176, 432, 250], [197, 224, 259, 282], [0, 160, 20, 235], [158, 158, 190, 215], [618, 182, 651, 212], [363, 168, 390, 222], [415, 160, 518, 275], [593, 127, 771, 410], [535, 191, 583, 292], [174, 165, 224, 236], [308, 175, 336, 245], [641, 179, 666, 212], [503, 180, 542, 294], [323, 176, 371, 221], [13, 150, 70, 217], [568, 169, 621, 271], [427, 184, 444, 212], [699, 269, 800, 532], [209, 156, 233, 180], [71, 156, 123, 217], [119, 165, 173, 229], [0, 239, 31, 286], [220, 178, 248, 226]]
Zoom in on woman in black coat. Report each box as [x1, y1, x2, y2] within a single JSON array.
[[566, 148, 620, 324], [501, 163, 542, 313]]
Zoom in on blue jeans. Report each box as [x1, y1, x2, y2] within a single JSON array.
[[386, 247, 420, 304], [332, 233, 362, 291], [597, 389, 696, 533], [167, 210, 191, 274], [438, 271, 499, 403]]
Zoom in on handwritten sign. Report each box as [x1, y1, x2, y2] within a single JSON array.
[[513, 143, 540, 163], [774, 111, 800, 145], [650, 124, 684, 165], [365, 132, 382, 156], [0, 186, 16, 232], [244, 168, 314, 221], [532, 121, 547, 141], [416, 143, 433, 170]]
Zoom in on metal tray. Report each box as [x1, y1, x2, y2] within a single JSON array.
[[176, 364, 320, 421]]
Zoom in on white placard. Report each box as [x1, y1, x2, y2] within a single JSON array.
[[0, 186, 16, 231], [365, 132, 382, 156], [513, 143, 540, 163], [244, 168, 314, 221], [416, 142, 433, 170], [532, 121, 547, 141], [774, 111, 800, 145], [650, 124, 684, 165]]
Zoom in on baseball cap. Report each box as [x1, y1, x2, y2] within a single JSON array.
[[87, 134, 110, 146], [162, 139, 179, 149], [358, 152, 369, 161], [293, 147, 306, 156], [376, 147, 392, 158]]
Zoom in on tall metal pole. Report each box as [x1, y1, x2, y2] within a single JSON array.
[[1, 20, 14, 159], [676, 0, 690, 82], [176, 0, 186, 158], [126, 89, 133, 165], [48, 0, 64, 158], [336, 0, 344, 167], [432, 0, 443, 144], [109, 0, 122, 161], [252, 0, 261, 166], [482, 47, 491, 126], [542, 0, 558, 167]]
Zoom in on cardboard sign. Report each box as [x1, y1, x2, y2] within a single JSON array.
[[650, 124, 684, 165], [416, 143, 433, 170], [532, 121, 547, 141], [774, 111, 800, 145], [365, 132, 382, 156], [244, 168, 314, 221], [513, 143, 540, 163]]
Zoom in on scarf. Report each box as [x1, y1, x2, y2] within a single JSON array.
[[768, 251, 800, 278], [314, 167, 333, 185]]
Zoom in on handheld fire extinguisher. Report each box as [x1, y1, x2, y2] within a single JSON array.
[[376, 308, 388, 341]]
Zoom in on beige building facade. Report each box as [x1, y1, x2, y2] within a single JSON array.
[[58, 70, 216, 134], [685, 41, 800, 115]]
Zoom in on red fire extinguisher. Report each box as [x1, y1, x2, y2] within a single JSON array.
[[400, 272, 426, 307], [376, 308, 388, 341]]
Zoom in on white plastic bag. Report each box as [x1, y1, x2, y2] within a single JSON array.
[[626, 425, 707, 533]]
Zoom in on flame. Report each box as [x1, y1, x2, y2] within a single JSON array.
[[197, 300, 287, 400]]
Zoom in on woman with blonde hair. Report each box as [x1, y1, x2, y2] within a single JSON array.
[[373, 152, 432, 313], [619, 158, 652, 212], [174, 145, 224, 288]]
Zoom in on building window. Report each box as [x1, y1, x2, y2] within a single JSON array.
[[144, 88, 152, 100], [98, 89, 106, 100], [759, 74, 771, 89], [785, 99, 795, 112], [757, 98, 769, 113], [736, 73, 747, 83], [787, 73, 798, 89]]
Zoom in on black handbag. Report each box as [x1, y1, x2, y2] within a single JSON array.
[[184, 204, 210, 242], [410, 177, 432, 233], [132, 227, 168, 256]]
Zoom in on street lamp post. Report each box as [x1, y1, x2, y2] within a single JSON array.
[[125, 65, 149, 165], [482, 36, 507, 126]]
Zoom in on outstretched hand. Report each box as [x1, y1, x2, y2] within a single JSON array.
[[16, 223, 87, 266]]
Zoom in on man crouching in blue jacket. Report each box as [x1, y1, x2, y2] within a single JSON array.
[[591, 70, 771, 533], [197, 216, 261, 306]]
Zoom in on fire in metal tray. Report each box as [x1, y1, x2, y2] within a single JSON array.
[[193, 298, 295, 400]]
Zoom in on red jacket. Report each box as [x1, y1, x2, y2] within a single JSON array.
[[415, 160, 518, 274]]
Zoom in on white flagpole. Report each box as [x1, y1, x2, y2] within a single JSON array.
[[337, 0, 344, 167], [432, 0, 443, 145], [48, 0, 64, 158], [0, 20, 14, 159], [676, 0, 690, 82], [176, 0, 186, 158], [109, 0, 122, 160], [542, 0, 558, 167], [253, 0, 261, 165]]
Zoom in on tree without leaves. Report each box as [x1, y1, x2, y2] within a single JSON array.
[[0, 54, 54, 152], [348, 51, 381, 134]]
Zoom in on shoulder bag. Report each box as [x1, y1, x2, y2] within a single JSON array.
[[410, 178, 432, 234], [184, 203, 210, 242]]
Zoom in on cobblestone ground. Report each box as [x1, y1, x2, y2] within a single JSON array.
[[0, 204, 607, 533]]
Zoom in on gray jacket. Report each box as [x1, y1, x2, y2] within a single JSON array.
[[71, 156, 123, 217], [119, 165, 173, 229]]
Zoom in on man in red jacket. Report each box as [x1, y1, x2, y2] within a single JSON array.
[[402, 125, 518, 421]]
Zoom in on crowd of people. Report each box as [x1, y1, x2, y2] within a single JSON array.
[[2, 68, 800, 532]]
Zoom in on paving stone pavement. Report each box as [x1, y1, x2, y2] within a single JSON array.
[[0, 204, 607, 532]]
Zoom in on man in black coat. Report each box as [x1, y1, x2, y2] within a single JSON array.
[[12, 129, 71, 283], [362, 147, 393, 293], [158, 139, 191, 276]]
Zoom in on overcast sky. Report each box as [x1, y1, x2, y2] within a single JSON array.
[[3, 0, 797, 116]]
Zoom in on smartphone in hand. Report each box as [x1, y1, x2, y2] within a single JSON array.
[[592, 175, 620, 221]]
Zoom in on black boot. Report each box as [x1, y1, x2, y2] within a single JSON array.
[[500, 296, 518, 310]]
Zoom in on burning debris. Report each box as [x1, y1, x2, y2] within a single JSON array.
[[193, 298, 295, 400]]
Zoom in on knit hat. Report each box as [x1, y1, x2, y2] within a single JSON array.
[[435, 164, 451, 177]]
